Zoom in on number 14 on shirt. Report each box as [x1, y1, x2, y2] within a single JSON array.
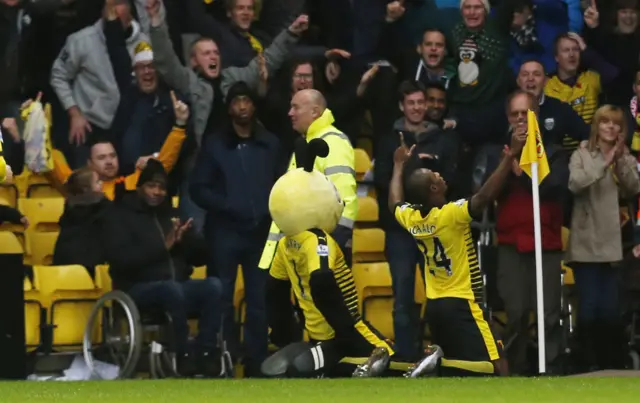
[[417, 237, 453, 277]]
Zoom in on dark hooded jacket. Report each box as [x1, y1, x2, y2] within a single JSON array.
[[104, 191, 210, 291], [53, 194, 112, 277]]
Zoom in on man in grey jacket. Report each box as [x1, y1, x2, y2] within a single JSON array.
[[146, 0, 308, 232], [50, 0, 148, 151], [146, 0, 307, 146]]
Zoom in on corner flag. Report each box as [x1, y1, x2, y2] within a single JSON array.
[[519, 109, 550, 184]]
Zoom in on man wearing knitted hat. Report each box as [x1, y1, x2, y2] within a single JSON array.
[[190, 81, 281, 376], [448, 0, 516, 142], [104, 10, 181, 179], [103, 158, 223, 377]]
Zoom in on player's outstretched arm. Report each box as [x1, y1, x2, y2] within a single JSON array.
[[468, 133, 526, 218], [388, 132, 415, 212]]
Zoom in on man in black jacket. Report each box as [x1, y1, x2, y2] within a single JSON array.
[[190, 81, 281, 376], [104, 159, 222, 377]]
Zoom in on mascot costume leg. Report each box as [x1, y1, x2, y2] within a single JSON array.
[[259, 138, 425, 378]]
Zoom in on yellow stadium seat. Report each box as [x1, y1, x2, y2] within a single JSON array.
[[354, 148, 371, 182], [352, 228, 385, 262], [95, 264, 112, 293], [0, 231, 24, 254], [563, 264, 575, 285], [20, 198, 64, 265], [356, 196, 379, 223], [352, 262, 394, 339], [27, 184, 62, 199], [172, 196, 179, 208], [355, 137, 373, 159], [0, 184, 19, 207], [33, 265, 102, 350], [24, 275, 43, 351], [21, 170, 62, 199]]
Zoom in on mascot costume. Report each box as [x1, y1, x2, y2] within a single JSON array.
[[260, 138, 424, 378]]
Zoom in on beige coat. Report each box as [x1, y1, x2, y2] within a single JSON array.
[[566, 141, 640, 263]]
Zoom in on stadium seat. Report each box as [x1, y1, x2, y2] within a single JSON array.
[[0, 231, 23, 254], [563, 264, 575, 285], [355, 137, 373, 160], [23, 275, 43, 351], [0, 184, 18, 207], [354, 148, 371, 182], [20, 198, 64, 265], [19, 170, 62, 199], [33, 265, 102, 350], [94, 264, 112, 293], [352, 228, 385, 262], [356, 196, 379, 223], [172, 196, 179, 208], [352, 262, 394, 340]]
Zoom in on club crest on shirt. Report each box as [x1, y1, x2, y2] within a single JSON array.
[[286, 238, 301, 250], [454, 199, 466, 206], [544, 118, 555, 130]]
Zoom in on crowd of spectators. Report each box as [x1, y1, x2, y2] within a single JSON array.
[[2, 0, 640, 377]]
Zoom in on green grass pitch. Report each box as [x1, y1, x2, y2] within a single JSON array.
[[2, 378, 640, 403]]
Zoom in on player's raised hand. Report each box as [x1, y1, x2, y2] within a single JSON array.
[[393, 132, 415, 165], [584, 0, 599, 29], [171, 91, 189, 125]]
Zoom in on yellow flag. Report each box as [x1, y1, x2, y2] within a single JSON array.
[[519, 109, 550, 185]]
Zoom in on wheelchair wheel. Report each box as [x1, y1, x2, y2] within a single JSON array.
[[83, 290, 143, 379]]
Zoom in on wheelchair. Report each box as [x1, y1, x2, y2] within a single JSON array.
[[82, 288, 233, 380]]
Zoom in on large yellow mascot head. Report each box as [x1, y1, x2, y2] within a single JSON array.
[[269, 138, 344, 236]]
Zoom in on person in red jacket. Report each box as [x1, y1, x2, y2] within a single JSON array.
[[492, 90, 569, 375]]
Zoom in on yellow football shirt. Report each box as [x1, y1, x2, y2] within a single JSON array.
[[395, 200, 482, 302], [544, 70, 601, 150], [269, 230, 391, 352]]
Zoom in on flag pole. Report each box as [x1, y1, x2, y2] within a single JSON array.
[[531, 161, 546, 374]]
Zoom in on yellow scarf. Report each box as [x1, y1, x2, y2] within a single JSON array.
[[244, 32, 263, 54]]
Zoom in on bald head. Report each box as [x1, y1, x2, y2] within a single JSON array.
[[289, 89, 327, 134]]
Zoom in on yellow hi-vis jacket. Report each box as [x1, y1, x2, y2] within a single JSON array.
[[258, 108, 357, 269]]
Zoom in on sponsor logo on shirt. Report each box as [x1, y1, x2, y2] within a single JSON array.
[[316, 244, 329, 256], [410, 224, 436, 235]]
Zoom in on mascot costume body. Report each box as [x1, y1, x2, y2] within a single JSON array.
[[261, 138, 420, 378]]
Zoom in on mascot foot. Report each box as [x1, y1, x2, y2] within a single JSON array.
[[404, 345, 443, 378], [352, 347, 390, 378]]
